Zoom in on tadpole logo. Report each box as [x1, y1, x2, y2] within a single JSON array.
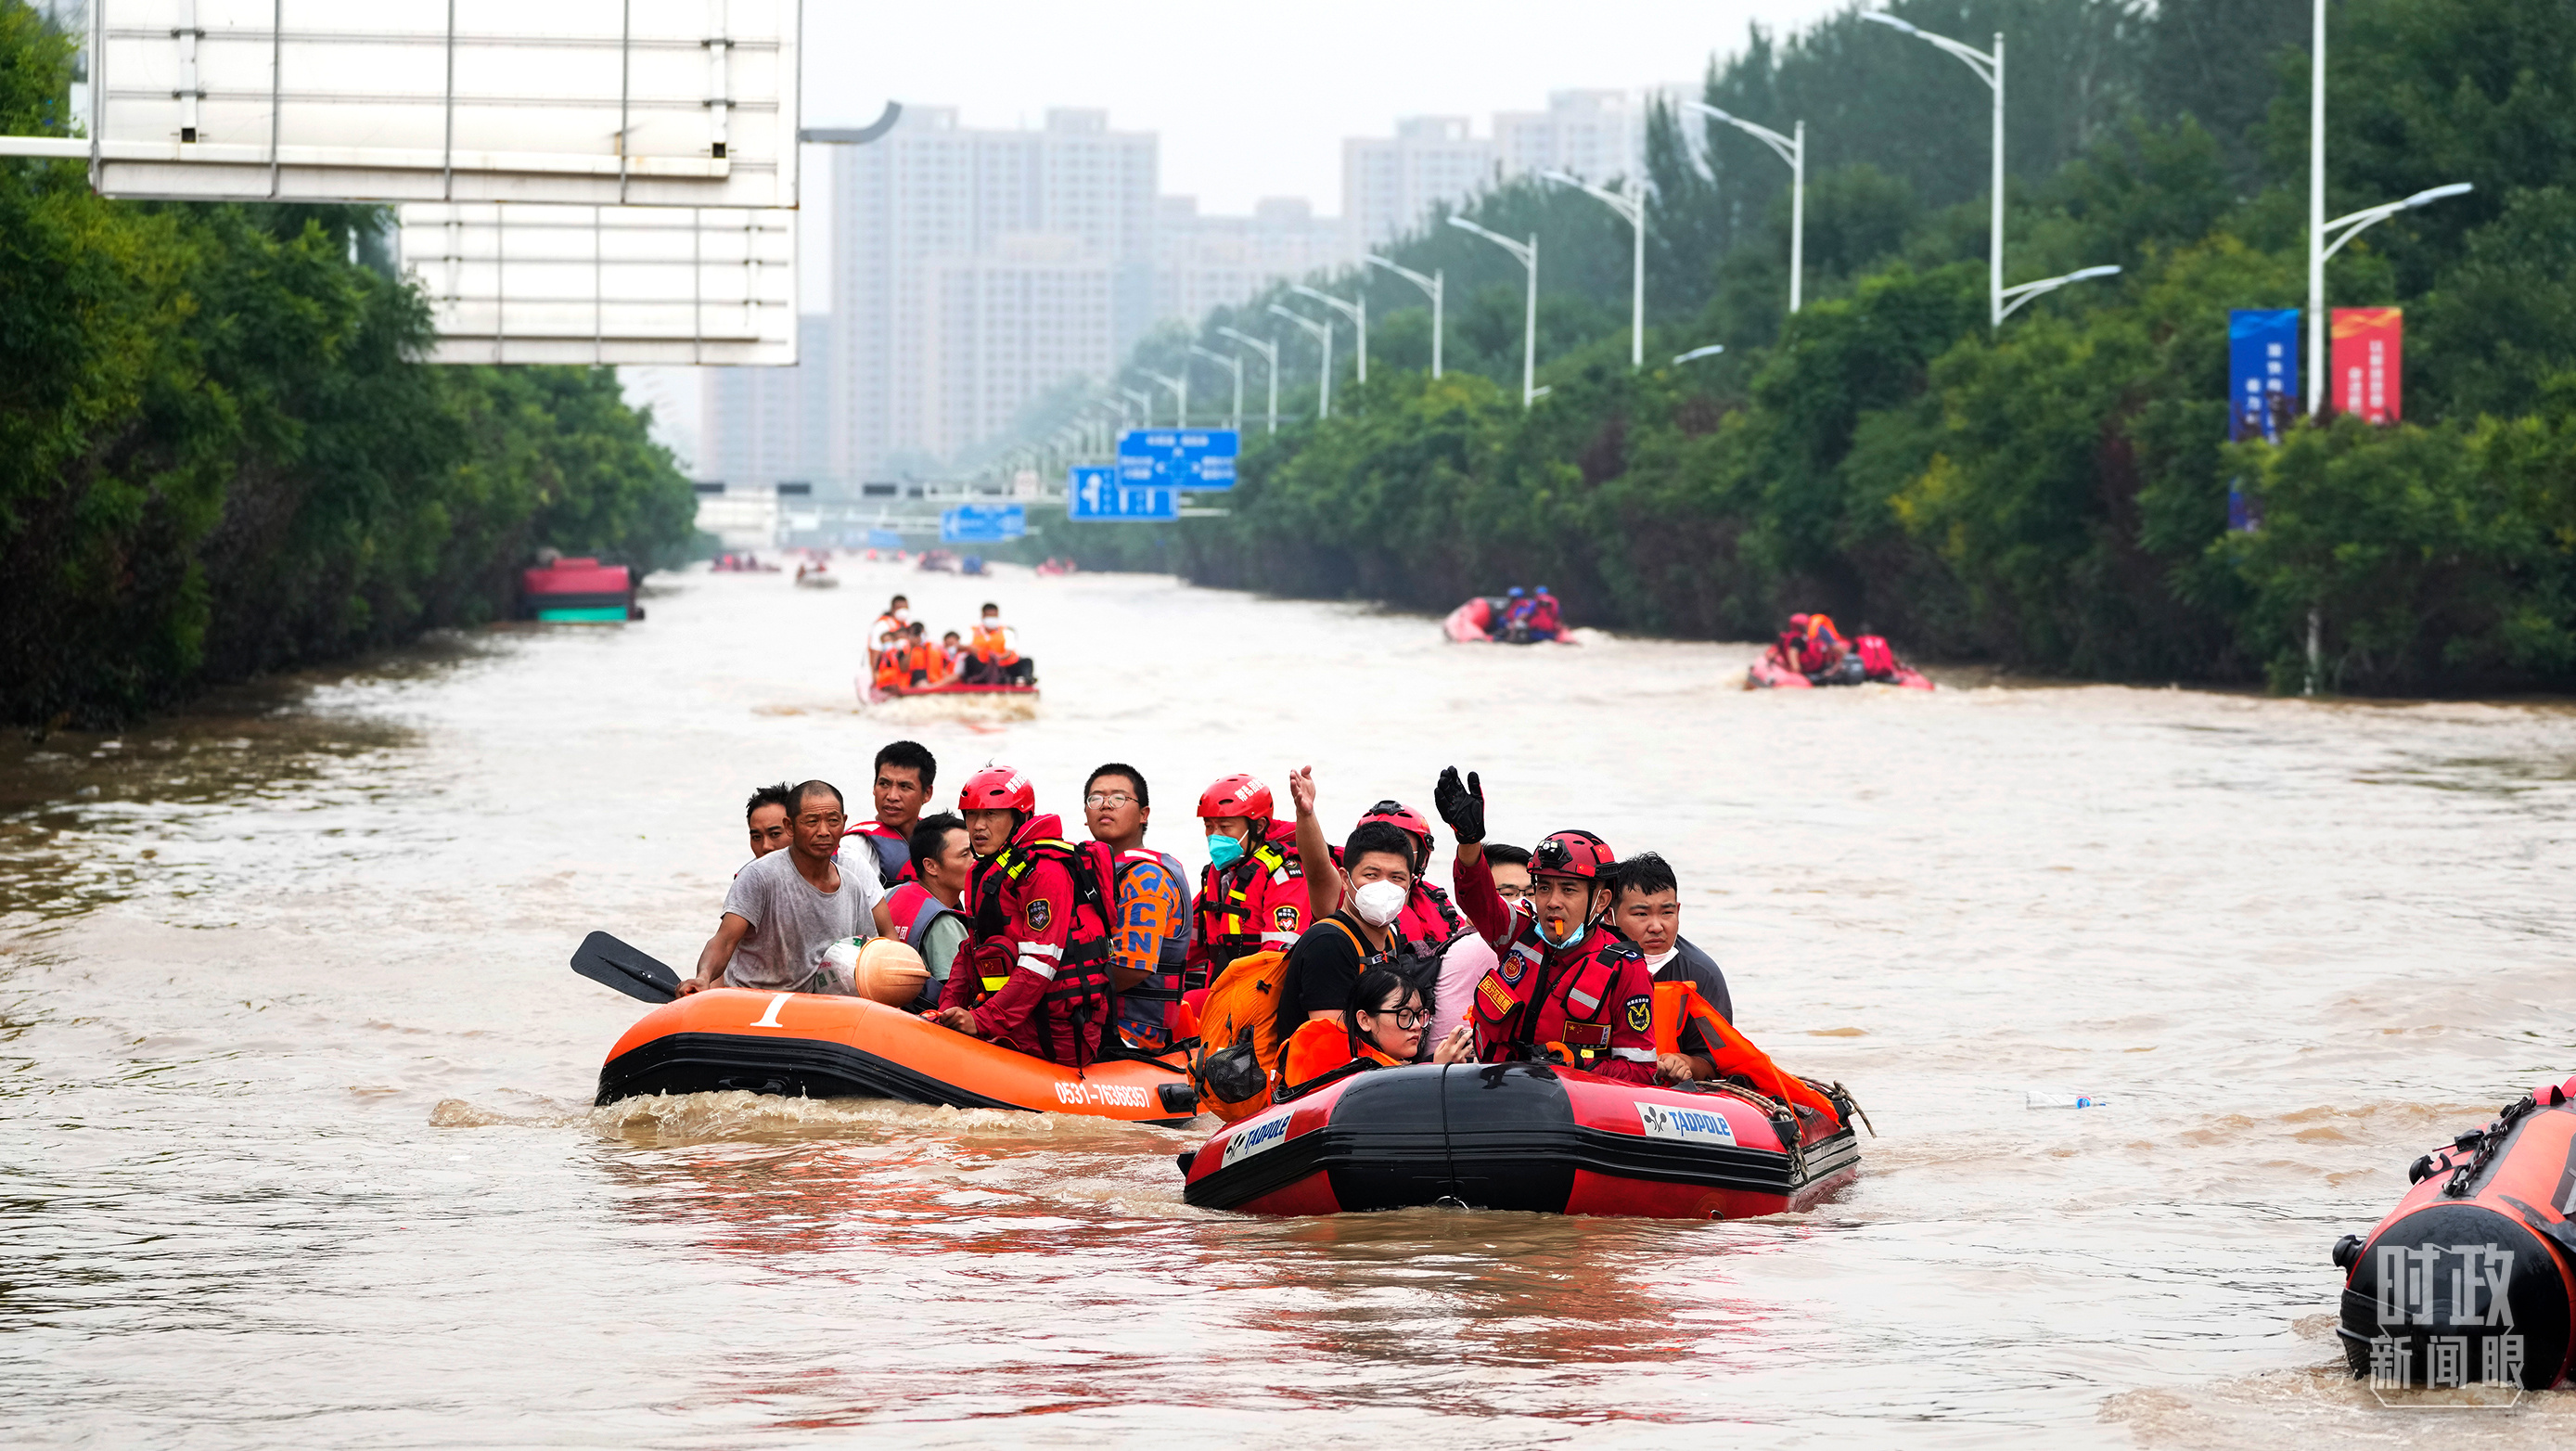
[[1220, 1109, 1294, 1169]]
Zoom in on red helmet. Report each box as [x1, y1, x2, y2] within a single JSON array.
[[1198, 774, 1273, 822], [1530, 829, 1615, 882], [1361, 800, 1433, 853], [957, 765, 1035, 814]]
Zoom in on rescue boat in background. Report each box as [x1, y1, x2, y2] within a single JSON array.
[[2328, 1075, 2576, 1391], [597, 987, 1200, 1125], [1746, 636, 1933, 690], [855, 675, 1042, 722], [1443, 597, 1578, 645], [1180, 1063, 1863, 1219]]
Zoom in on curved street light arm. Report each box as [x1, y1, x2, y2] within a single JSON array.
[[1994, 264, 2121, 322], [1684, 102, 1796, 168], [1542, 169, 1641, 224], [1860, 11, 1996, 86], [1672, 343, 1726, 366], [2321, 182, 2473, 263], [1288, 284, 1362, 327], [1447, 214, 1532, 264], [1365, 254, 1438, 295], [1215, 326, 1276, 363], [1265, 303, 1329, 343]]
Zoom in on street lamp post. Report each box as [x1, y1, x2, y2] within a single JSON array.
[[1289, 284, 1365, 383], [1118, 386, 1152, 429], [1267, 304, 1333, 419], [1996, 264, 2122, 322], [1215, 326, 1280, 433], [2309, 183, 2472, 412], [1685, 102, 1804, 314], [1863, 12, 2004, 328], [1189, 344, 1244, 431], [1449, 215, 1539, 406], [1145, 369, 1187, 429], [1364, 254, 1443, 378], [1544, 171, 1645, 368]]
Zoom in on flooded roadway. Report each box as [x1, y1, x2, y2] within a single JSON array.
[[3, 561, 2572, 1447]]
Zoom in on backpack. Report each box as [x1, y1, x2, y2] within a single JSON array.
[[1189, 947, 1293, 1123], [1854, 635, 1897, 677]]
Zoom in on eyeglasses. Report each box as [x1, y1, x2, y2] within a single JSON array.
[[1367, 1006, 1431, 1029], [1083, 791, 1135, 808]]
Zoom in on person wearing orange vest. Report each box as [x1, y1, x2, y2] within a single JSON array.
[[966, 602, 1034, 686], [1082, 763, 1193, 1052], [1279, 964, 1474, 1098], [1788, 611, 1848, 674], [1433, 767, 1661, 1084], [932, 766, 1113, 1067]]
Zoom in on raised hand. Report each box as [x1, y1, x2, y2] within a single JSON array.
[[1432, 766, 1485, 844], [1288, 764, 1317, 818]]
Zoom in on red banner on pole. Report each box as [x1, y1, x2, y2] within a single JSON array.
[[2330, 308, 2403, 423]]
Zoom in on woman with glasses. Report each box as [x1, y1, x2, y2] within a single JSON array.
[[1280, 967, 1474, 1097]]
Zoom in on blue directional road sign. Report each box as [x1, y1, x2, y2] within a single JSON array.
[[1067, 465, 1180, 521], [941, 504, 1026, 543], [1116, 428, 1239, 490]]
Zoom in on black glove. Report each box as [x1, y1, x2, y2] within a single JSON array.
[[1433, 766, 1485, 844]]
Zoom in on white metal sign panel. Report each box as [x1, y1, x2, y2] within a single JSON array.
[[83, 0, 798, 207], [399, 202, 794, 365]]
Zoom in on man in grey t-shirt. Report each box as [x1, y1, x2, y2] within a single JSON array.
[[683, 779, 892, 995]]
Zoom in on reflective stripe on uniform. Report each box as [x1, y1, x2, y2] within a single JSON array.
[[1611, 1047, 1657, 1063], [1017, 954, 1059, 980], [1019, 941, 1062, 959], [1568, 988, 1601, 1011], [1260, 932, 1299, 947]]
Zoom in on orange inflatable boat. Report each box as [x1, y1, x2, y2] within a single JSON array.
[[596, 988, 1201, 1125], [2331, 1074, 2576, 1390]]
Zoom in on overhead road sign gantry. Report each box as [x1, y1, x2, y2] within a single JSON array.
[[7, 0, 801, 208], [941, 504, 1026, 544], [1116, 429, 1239, 490], [1067, 466, 1179, 521], [398, 202, 795, 365]]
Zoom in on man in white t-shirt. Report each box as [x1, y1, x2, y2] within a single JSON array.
[[684, 779, 895, 995]]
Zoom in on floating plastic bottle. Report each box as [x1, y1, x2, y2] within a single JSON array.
[[2026, 1091, 2110, 1110]]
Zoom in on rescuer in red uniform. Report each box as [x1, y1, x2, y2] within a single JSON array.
[[1185, 773, 1315, 993], [932, 765, 1111, 1068], [1432, 766, 1661, 1084]]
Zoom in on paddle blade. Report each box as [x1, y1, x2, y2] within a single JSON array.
[[570, 931, 682, 1003]]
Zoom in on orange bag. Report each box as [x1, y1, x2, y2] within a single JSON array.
[[1189, 948, 1296, 1124], [1650, 982, 1840, 1124]]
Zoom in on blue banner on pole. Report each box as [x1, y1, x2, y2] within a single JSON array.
[[2229, 309, 2299, 443], [941, 504, 1026, 543], [866, 528, 904, 550], [1067, 465, 1179, 521], [1116, 428, 1239, 490], [2228, 309, 2299, 530]]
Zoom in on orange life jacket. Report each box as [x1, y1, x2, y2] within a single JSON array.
[[871, 645, 910, 689], [1190, 947, 1295, 1123], [1279, 1015, 1402, 1097], [1650, 981, 1839, 1124], [970, 622, 1018, 665], [906, 640, 942, 681]]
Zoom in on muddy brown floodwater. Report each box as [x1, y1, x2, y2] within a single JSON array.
[[3, 562, 2572, 1447]]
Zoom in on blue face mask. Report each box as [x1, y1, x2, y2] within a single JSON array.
[[1206, 833, 1245, 869]]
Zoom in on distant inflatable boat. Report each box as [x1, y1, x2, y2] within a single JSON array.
[[1443, 597, 1575, 645], [1180, 1063, 1862, 1220], [520, 557, 640, 623], [1746, 637, 1932, 690], [597, 987, 1199, 1125]]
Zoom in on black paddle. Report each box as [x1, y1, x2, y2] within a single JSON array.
[[570, 931, 683, 1003]]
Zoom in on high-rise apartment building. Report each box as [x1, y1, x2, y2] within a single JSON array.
[[1154, 196, 1352, 327], [1493, 90, 1645, 184], [830, 107, 1156, 480], [1342, 117, 1498, 251], [698, 314, 832, 483]]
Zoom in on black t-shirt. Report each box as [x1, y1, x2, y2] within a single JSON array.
[[1275, 912, 1396, 1048]]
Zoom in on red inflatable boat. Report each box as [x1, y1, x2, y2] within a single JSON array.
[[2330, 1074, 2576, 1391], [1745, 636, 1932, 690], [1179, 1062, 1863, 1219], [1443, 597, 1575, 645]]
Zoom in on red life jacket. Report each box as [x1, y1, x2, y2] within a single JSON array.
[[1474, 923, 1655, 1075], [1190, 820, 1304, 989], [886, 880, 963, 947], [966, 831, 1118, 1056]]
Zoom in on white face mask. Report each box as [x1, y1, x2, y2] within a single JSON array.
[[1352, 880, 1407, 928], [892, 608, 910, 623]]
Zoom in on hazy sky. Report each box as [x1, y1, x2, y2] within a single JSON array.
[[802, 0, 1849, 214]]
